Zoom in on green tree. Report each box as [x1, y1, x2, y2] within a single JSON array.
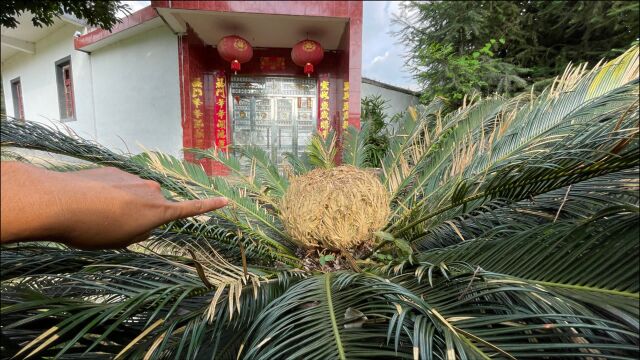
[[1, 48, 639, 359], [396, 1, 639, 107], [1, 0, 130, 30]]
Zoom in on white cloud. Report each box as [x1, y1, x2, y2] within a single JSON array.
[[362, 1, 418, 90], [371, 51, 390, 65]]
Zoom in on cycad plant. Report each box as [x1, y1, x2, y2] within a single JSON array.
[[1, 47, 639, 360]]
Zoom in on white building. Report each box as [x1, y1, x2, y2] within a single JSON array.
[[2, 9, 183, 156]]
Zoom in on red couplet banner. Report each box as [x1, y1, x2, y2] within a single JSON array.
[[214, 74, 228, 150]]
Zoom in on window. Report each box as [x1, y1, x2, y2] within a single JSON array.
[[55, 57, 75, 121], [10, 77, 25, 119]]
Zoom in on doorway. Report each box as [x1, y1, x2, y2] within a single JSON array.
[[229, 76, 317, 169]]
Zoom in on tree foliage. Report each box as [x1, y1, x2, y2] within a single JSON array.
[[395, 0, 639, 107], [359, 95, 391, 167], [0, 0, 130, 30]]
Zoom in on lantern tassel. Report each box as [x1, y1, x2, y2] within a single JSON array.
[[231, 60, 241, 74], [304, 62, 314, 77]]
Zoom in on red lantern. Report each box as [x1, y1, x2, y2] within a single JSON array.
[[217, 35, 253, 74], [292, 39, 324, 77]]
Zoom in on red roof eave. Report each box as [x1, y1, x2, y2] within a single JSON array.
[[74, 6, 159, 51]]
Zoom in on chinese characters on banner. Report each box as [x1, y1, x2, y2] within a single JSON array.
[[342, 81, 350, 129], [319, 78, 330, 138], [214, 75, 228, 149], [191, 77, 205, 148]]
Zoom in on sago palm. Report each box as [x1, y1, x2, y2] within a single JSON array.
[[1, 47, 638, 360]]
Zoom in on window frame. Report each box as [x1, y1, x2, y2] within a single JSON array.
[[10, 77, 25, 120], [55, 56, 76, 122]]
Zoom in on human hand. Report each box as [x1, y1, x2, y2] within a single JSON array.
[[1, 162, 228, 249]]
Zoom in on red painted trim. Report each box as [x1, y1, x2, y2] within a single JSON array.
[[74, 6, 159, 50], [150, 1, 354, 18], [347, 16, 362, 129], [171, 2, 363, 173]]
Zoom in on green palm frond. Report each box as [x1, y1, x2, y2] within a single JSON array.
[[390, 96, 639, 237], [379, 103, 433, 195], [185, 147, 266, 199], [0, 120, 194, 200], [388, 49, 639, 236], [0, 122, 299, 264], [193, 145, 290, 200], [413, 169, 639, 251], [241, 273, 413, 360], [130, 151, 298, 259], [389, 268, 639, 359], [241, 271, 639, 359], [282, 150, 311, 176], [387, 96, 509, 218], [235, 145, 289, 198], [341, 124, 371, 169], [306, 132, 338, 169], [418, 205, 640, 315], [1, 47, 639, 359], [1, 244, 302, 359]]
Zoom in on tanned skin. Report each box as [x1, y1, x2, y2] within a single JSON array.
[[0, 161, 228, 249]]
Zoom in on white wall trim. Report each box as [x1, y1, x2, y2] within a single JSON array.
[[1, 35, 35, 54]]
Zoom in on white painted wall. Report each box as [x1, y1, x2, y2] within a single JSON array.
[[89, 25, 181, 156], [2, 24, 182, 156], [361, 79, 419, 120], [2, 23, 97, 140]]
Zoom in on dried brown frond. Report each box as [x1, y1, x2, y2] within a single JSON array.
[[280, 165, 390, 250]]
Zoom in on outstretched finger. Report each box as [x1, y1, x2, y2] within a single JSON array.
[[166, 197, 229, 220]]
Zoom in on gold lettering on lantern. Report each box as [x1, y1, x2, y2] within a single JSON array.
[[234, 39, 247, 51], [319, 79, 330, 138], [303, 41, 317, 52], [342, 81, 350, 129]]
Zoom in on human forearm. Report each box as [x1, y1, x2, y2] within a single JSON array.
[[1, 161, 65, 244], [1, 161, 227, 249]]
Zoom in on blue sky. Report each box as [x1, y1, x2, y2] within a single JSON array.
[[362, 1, 418, 91], [122, 1, 417, 91]]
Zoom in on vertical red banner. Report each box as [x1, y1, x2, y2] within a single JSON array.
[[191, 77, 205, 149], [342, 81, 350, 130], [318, 76, 330, 138], [214, 73, 228, 150]]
